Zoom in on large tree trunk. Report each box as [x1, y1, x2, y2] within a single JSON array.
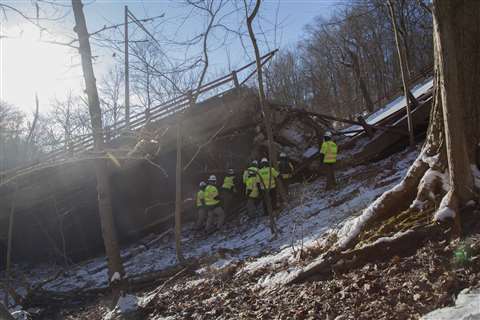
[[71, 0, 124, 282], [431, 0, 480, 233]]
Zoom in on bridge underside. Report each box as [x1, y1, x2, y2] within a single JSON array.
[[0, 73, 434, 265]]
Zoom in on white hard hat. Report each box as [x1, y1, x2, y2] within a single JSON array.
[[227, 168, 235, 175], [261, 157, 268, 163], [208, 175, 217, 182], [252, 160, 258, 165], [199, 181, 206, 187], [324, 131, 332, 138], [280, 152, 287, 158]]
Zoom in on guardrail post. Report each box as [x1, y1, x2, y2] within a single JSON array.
[[187, 90, 194, 107], [232, 70, 239, 88]]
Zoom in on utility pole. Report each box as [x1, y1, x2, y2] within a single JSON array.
[[124, 5, 130, 127], [146, 62, 151, 119], [387, 0, 415, 147]]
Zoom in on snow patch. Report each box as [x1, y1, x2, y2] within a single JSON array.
[[471, 165, 480, 189], [303, 146, 318, 159], [434, 207, 456, 221], [421, 288, 480, 320], [434, 194, 456, 221], [103, 294, 139, 320], [11, 310, 31, 320], [110, 272, 121, 283]]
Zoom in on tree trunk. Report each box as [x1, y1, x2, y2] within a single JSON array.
[[431, 0, 479, 233], [244, 0, 279, 236], [347, 49, 374, 113], [0, 303, 15, 320], [71, 0, 124, 282], [387, 0, 415, 147], [4, 188, 16, 308], [175, 116, 185, 263]]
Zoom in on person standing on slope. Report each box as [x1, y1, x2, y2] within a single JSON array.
[[221, 168, 237, 218], [258, 157, 280, 215], [245, 166, 261, 219], [319, 131, 338, 190], [204, 175, 225, 232], [278, 152, 294, 190], [195, 181, 207, 231]]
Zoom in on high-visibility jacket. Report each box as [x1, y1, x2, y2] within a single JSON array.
[[196, 189, 205, 208], [243, 166, 258, 184], [320, 140, 338, 164], [278, 160, 294, 179], [258, 166, 279, 190], [222, 175, 236, 191], [204, 185, 220, 206], [245, 173, 260, 198]]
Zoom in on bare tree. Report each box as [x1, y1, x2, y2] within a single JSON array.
[[244, 0, 278, 236], [100, 65, 124, 130], [71, 0, 125, 289]]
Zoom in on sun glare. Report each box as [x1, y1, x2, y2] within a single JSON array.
[[1, 24, 82, 111]]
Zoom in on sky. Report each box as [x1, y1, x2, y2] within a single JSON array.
[[0, 0, 342, 113]]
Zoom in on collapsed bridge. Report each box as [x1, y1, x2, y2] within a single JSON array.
[[0, 50, 434, 265]]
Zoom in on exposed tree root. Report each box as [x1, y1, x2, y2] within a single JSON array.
[[288, 223, 443, 284], [288, 151, 457, 285], [336, 156, 429, 251]]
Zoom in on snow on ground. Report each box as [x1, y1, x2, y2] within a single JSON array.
[[421, 287, 480, 320], [3, 145, 419, 307], [344, 77, 433, 135]]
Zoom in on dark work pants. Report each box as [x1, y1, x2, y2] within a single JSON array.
[[262, 188, 277, 215], [324, 163, 337, 190]]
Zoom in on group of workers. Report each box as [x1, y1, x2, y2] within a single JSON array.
[[194, 131, 337, 233]]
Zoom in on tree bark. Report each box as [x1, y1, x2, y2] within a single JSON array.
[[0, 303, 15, 320], [4, 188, 16, 308], [347, 49, 374, 113], [71, 0, 124, 282], [175, 116, 185, 263], [244, 0, 279, 236], [431, 0, 479, 233]]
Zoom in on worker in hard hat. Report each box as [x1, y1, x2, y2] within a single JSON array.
[[258, 157, 280, 215], [320, 131, 338, 190], [204, 175, 225, 232], [222, 168, 237, 218], [195, 181, 207, 231], [243, 160, 259, 185], [278, 152, 294, 189], [245, 165, 261, 219]]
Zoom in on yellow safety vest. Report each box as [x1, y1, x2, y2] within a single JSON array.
[[245, 175, 259, 198], [196, 190, 205, 207], [243, 166, 258, 184], [222, 175, 235, 191], [320, 141, 337, 164], [204, 185, 220, 206], [258, 167, 279, 190]]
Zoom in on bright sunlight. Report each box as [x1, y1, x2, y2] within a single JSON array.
[[0, 23, 82, 111]]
